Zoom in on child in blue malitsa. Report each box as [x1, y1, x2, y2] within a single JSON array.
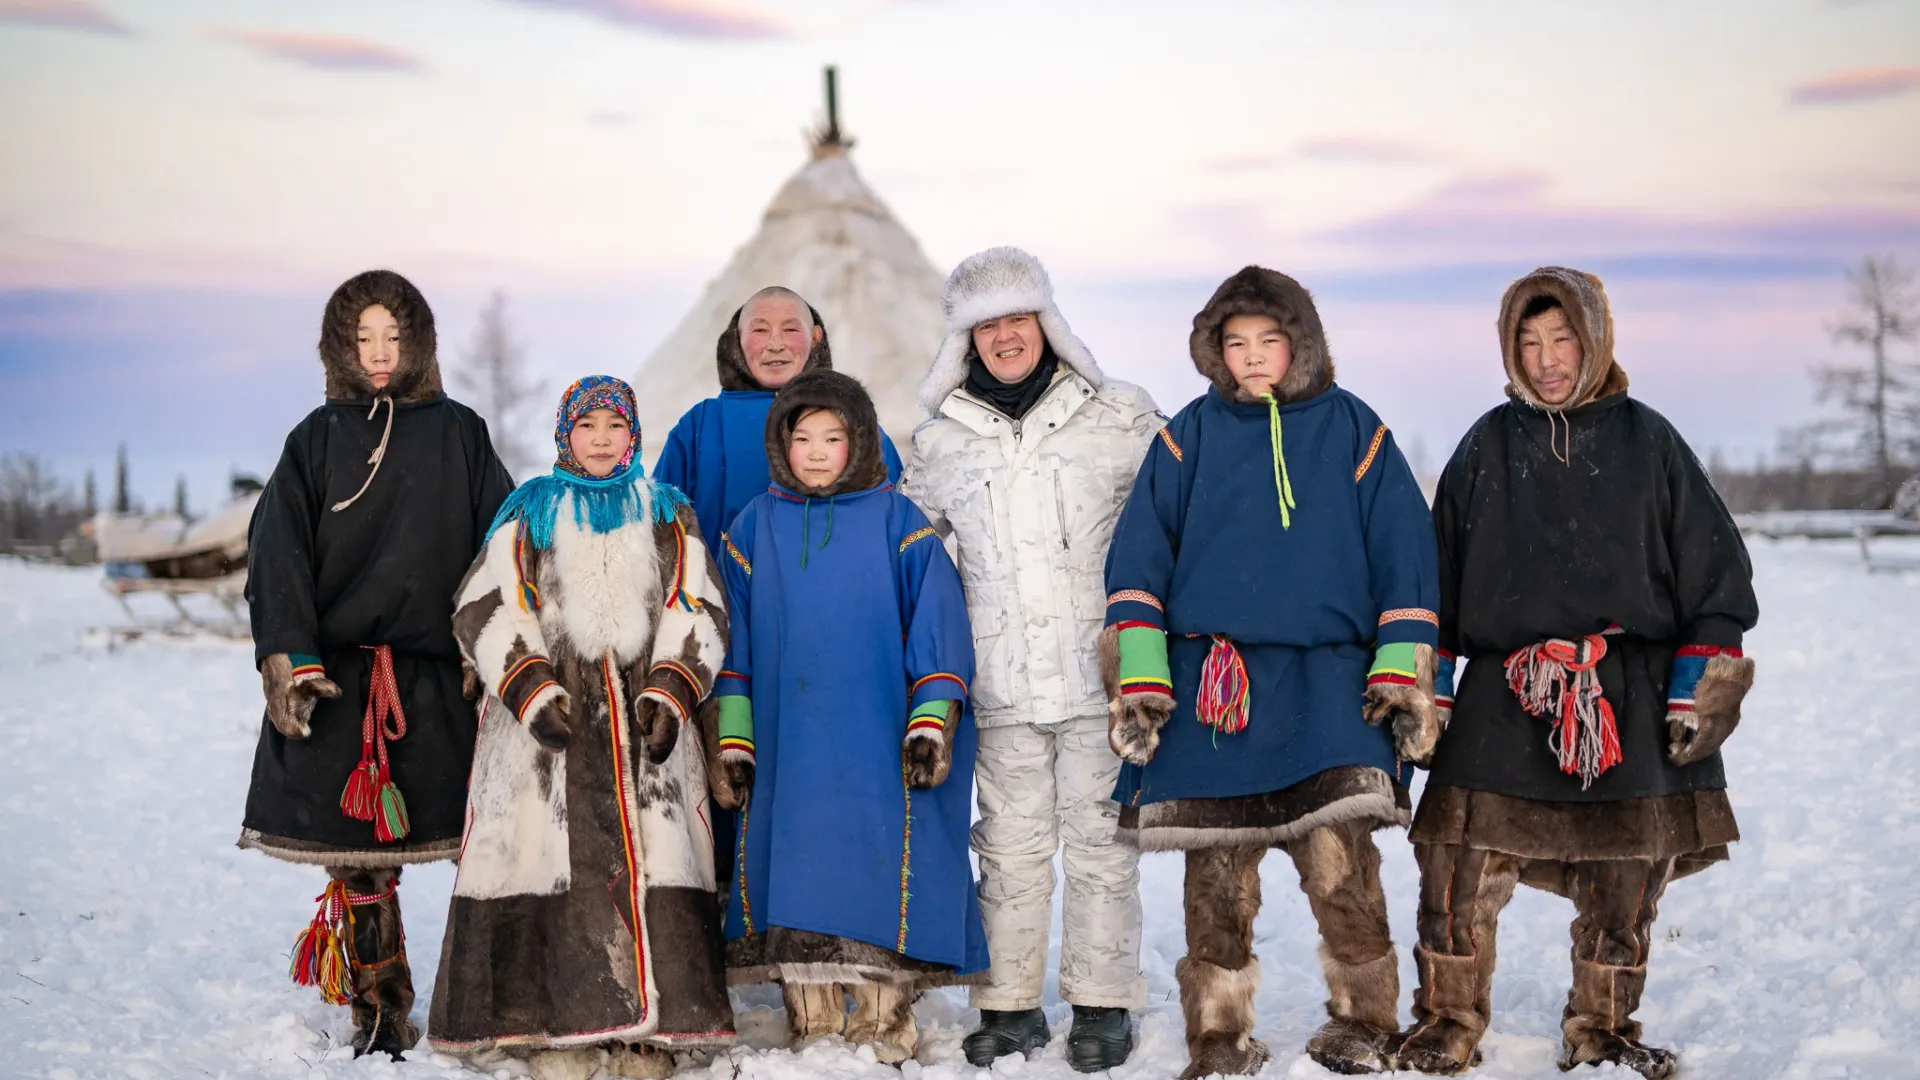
[[711, 369, 988, 1065], [1100, 266, 1443, 1078]]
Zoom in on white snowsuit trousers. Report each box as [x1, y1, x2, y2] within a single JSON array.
[[970, 714, 1145, 1010]]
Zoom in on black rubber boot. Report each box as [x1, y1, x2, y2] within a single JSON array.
[[963, 1008, 1052, 1067], [1067, 1006, 1134, 1072]]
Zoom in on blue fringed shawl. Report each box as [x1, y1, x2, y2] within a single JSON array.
[[485, 466, 691, 550]]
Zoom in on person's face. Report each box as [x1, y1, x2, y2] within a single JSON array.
[[567, 407, 633, 478], [971, 312, 1045, 384], [1221, 313, 1290, 398], [786, 407, 849, 489], [1518, 308, 1584, 406], [356, 304, 400, 390], [740, 294, 820, 390]]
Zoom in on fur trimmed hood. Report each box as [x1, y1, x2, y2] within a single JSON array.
[[1496, 266, 1629, 410], [715, 298, 832, 392], [319, 269, 443, 403], [918, 246, 1103, 415], [764, 369, 890, 497], [1189, 266, 1333, 403]]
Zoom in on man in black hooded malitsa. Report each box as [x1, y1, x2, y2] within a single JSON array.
[[240, 269, 514, 1059], [1398, 267, 1759, 1079]]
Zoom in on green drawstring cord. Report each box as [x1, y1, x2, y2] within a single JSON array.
[[1259, 392, 1297, 529], [799, 494, 837, 569]]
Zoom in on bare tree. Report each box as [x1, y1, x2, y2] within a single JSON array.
[[0, 453, 84, 545], [451, 291, 546, 479], [173, 475, 190, 520], [1784, 255, 1920, 506]]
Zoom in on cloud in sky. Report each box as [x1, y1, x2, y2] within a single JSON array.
[[1789, 66, 1920, 105], [1317, 171, 1920, 261], [217, 29, 425, 73], [499, 0, 789, 40], [1207, 134, 1450, 174], [0, 0, 128, 35]]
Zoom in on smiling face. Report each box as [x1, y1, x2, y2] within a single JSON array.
[[567, 407, 633, 478], [1518, 306, 1584, 407], [740, 292, 820, 390], [1221, 313, 1291, 399], [971, 312, 1046, 384], [786, 407, 849, 490], [356, 304, 401, 391]]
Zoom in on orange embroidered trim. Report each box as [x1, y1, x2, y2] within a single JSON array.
[[898, 526, 937, 553], [723, 534, 751, 576], [1157, 427, 1183, 462], [1354, 424, 1387, 483], [897, 773, 913, 952], [911, 672, 968, 697], [1379, 608, 1439, 626], [1107, 589, 1164, 611]]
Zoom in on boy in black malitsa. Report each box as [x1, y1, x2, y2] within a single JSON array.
[[240, 270, 514, 1058], [1398, 267, 1758, 1079]]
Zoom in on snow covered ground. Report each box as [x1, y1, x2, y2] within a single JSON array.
[[3, 539, 1917, 1080]]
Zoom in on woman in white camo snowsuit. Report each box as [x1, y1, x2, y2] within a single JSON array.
[[901, 247, 1163, 1072]]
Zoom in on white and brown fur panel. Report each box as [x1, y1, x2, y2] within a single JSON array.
[[542, 491, 669, 666], [646, 513, 728, 684], [454, 524, 563, 722]]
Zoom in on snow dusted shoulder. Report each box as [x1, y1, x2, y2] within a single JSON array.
[[2, 539, 1917, 1077]]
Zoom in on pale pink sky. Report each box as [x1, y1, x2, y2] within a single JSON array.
[[1, 0, 1916, 505]]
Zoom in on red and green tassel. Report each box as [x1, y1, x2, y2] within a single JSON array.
[[340, 645, 411, 841]]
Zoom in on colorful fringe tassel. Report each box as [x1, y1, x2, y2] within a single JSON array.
[[1195, 634, 1251, 735], [1504, 630, 1622, 789], [341, 644, 410, 842], [289, 881, 355, 1005]]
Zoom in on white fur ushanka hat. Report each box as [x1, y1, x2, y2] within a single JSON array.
[[916, 246, 1104, 416]]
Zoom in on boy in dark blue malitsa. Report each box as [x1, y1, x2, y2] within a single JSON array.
[[1101, 267, 1442, 1078], [712, 370, 987, 1065]]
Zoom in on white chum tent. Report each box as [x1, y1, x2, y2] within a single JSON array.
[[633, 76, 945, 460]]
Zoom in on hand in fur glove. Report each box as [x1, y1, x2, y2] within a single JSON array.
[[260, 653, 341, 740], [707, 695, 755, 809], [1100, 623, 1174, 765], [460, 661, 483, 702], [526, 692, 573, 752], [635, 692, 682, 764], [1363, 643, 1446, 766], [1109, 692, 1174, 766], [1667, 651, 1754, 767], [903, 702, 957, 789]]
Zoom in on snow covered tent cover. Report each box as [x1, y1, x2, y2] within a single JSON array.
[[632, 69, 944, 458]]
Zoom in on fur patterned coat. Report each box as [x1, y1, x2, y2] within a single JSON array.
[[427, 479, 735, 1053]]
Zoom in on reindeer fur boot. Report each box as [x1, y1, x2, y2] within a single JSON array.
[[1559, 959, 1675, 1079]]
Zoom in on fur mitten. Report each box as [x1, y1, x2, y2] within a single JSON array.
[[1099, 624, 1174, 765], [904, 700, 959, 789], [1362, 642, 1445, 765], [710, 695, 755, 809], [525, 692, 573, 752], [460, 660, 482, 702], [261, 652, 341, 739], [633, 694, 680, 764], [1667, 649, 1754, 766]]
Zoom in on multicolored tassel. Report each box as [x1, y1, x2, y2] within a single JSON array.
[[1505, 629, 1622, 789], [1195, 634, 1251, 735], [340, 644, 410, 841], [289, 881, 355, 1005]]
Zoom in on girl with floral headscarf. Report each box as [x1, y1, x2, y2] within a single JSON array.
[[430, 376, 737, 1075]]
